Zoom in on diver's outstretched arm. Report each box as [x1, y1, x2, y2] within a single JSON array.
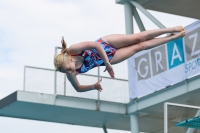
[[67, 73, 103, 92]]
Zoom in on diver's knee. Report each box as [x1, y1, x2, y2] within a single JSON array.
[[138, 43, 147, 51]]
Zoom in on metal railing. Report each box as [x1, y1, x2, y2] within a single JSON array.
[[23, 65, 129, 103], [23, 46, 129, 104]]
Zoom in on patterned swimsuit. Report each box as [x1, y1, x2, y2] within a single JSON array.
[[72, 38, 116, 73]]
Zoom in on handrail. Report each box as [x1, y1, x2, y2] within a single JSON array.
[[23, 65, 129, 104], [24, 65, 128, 81]]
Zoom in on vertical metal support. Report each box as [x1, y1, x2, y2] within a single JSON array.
[[124, 2, 139, 133], [23, 66, 26, 91], [53, 47, 58, 105], [132, 6, 146, 32], [124, 2, 133, 34], [103, 126, 108, 133], [164, 102, 168, 133], [97, 66, 100, 110], [130, 1, 166, 29], [130, 113, 139, 133], [54, 47, 58, 95], [64, 74, 66, 95]]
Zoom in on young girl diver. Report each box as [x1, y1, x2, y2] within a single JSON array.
[[54, 26, 186, 92]]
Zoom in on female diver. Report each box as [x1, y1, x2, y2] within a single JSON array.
[[54, 26, 186, 92]]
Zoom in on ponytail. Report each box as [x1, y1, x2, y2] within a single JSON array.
[[54, 37, 70, 71], [61, 37, 68, 55]]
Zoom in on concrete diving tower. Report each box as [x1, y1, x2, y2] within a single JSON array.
[[0, 91, 129, 132], [1, 73, 200, 133]]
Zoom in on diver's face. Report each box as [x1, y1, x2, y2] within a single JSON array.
[[60, 60, 75, 74]]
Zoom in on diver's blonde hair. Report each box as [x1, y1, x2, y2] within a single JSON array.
[[54, 37, 70, 71]]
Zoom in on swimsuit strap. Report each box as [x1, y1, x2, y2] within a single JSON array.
[[71, 51, 86, 73], [71, 51, 84, 57]]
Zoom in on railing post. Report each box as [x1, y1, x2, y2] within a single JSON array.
[[164, 102, 168, 133], [97, 66, 100, 110], [23, 66, 26, 91], [54, 46, 62, 96], [54, 47, 57, 105], [64, 74, 66, 95]]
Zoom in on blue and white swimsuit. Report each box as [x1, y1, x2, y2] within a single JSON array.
[[72, 38, 116, 73]]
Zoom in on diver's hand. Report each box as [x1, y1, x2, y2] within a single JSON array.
[[104, 62, 115, 78], [94, 78, 103, 92]]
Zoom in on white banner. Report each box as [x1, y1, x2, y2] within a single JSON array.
[[128, 20, 200, 99]]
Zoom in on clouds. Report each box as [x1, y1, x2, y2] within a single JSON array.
[[0, 0, 127, 94]]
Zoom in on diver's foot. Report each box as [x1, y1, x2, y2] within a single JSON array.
[[171, 30, 186, 39], [173, 26, 185, 32]]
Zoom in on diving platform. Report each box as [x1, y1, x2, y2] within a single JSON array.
[[1, 73, 200, 132], [0, 91, 129, 131]]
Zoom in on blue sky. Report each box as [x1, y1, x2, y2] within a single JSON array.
[[0, 0, 197, 133]]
